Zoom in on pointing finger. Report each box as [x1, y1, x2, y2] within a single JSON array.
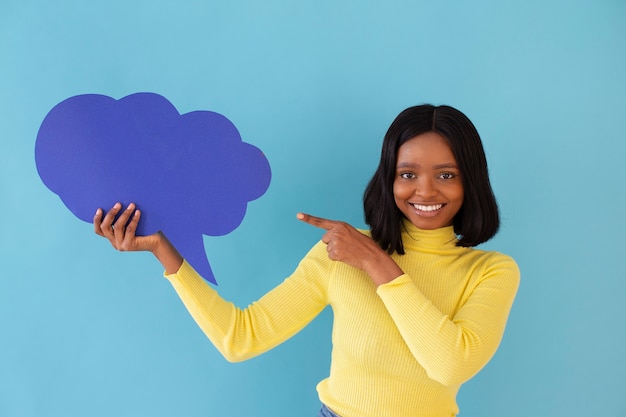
[[297, 212, 339, 231]]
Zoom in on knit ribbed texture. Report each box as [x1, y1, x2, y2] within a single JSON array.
[[165, 220, 519, 417]]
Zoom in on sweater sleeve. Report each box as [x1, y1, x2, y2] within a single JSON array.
[[164, 242, 331, 362], [376, 253, 520, 386]]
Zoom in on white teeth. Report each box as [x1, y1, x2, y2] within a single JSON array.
[[412, 203, 443, 212]]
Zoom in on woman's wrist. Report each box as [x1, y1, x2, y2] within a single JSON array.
[[364, 250, 404, 287], [152, 232, 184, 274]]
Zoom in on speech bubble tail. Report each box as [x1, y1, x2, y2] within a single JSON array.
[[168, 232, 218, 286]]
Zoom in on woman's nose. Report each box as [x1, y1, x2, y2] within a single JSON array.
[[414, 178, 437, 198]]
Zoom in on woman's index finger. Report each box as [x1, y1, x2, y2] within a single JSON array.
[[296, 212, 337, 230]]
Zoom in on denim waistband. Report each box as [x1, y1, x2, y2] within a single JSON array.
[[318, 404, 341, 417]]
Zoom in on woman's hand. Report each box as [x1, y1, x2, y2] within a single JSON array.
[[94, 202, 158, 252], [94, 202, 183, 274], [297, 213, 404, 286]]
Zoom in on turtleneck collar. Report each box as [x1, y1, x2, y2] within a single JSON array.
[[400, 218, 462, 252]]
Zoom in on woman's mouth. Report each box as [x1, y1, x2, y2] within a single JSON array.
[[411, 203, 444, 216]]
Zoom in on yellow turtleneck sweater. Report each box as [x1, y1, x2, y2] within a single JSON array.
[[165, 221, 519, 417]]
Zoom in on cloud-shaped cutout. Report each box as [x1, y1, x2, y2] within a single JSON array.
[[35, 92, 271, 285]]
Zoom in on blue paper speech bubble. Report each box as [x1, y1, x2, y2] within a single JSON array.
[[35, 92, 272, 284]]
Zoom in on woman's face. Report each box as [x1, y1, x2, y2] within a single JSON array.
[[393, 132, 464, 230]]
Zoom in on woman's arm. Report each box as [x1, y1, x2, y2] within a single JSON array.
[[377, 254, 520, 386], [165, 244, 330, 362], [94, 203, 330, 362]]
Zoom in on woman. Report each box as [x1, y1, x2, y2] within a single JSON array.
[[95, 104, 519, 417]]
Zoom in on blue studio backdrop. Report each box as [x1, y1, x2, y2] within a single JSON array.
[[1, 1, 625, 416]]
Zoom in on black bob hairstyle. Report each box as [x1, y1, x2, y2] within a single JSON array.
[[363, 104, 499, 254]]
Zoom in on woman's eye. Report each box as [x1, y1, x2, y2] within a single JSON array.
[[400, 172, 416, 179], [439, 172, 455, 180]]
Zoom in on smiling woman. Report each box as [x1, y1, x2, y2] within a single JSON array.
[[392, 131, 465, 231], [364, 105, 501, 252], [94, 104, 519, 417]]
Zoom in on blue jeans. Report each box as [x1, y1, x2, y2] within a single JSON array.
[[318, 404, 341, 417]]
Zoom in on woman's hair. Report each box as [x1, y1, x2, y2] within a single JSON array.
[[363, 104, 499, 254]]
